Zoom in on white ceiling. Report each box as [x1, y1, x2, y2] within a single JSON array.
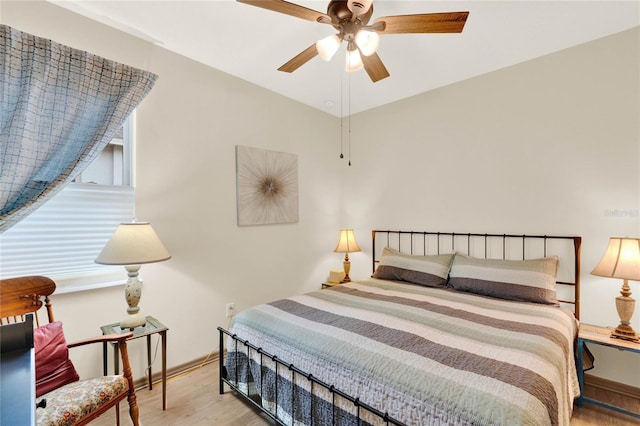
[[51, 1, 639, 117]]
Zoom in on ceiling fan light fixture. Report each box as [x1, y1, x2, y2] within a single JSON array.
[[345, 48, 363, 72], [354, 29, 379, 56], [316, 34, 341, 61]]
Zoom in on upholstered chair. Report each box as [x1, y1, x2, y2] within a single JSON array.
[[0, 276, 139, 426]]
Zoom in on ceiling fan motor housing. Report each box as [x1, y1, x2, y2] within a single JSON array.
[[327, 0, 374, 46], [328, 0, 373, 27]]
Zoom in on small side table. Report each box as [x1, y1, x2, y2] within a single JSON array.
[[101, 316, 169, 410], [576, 323, 640, 419]]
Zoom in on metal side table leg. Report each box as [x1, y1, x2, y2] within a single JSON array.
[[161, 329, 167, 410]]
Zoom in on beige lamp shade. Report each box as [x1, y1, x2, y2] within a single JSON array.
[[96, 222, 171, 265], [591, 237, 640, 280], [591, 237, 640, 342], [334, 229, 361, 254]]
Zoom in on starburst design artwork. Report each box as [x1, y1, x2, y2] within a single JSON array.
[[236, 145, 298, 226]]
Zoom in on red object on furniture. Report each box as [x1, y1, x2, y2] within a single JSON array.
[[34, 321, 80, 397]]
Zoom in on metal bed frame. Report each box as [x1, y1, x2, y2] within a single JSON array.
[[218, 230, 582, 425], [218, 327, 406, 425]]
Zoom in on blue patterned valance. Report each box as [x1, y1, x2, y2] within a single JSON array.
[[0, 25, 157, 232]]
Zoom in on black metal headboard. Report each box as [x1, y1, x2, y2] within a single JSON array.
[[372, 230, 582, 319]]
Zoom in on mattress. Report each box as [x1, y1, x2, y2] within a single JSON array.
[[225, 278, 580, 425]]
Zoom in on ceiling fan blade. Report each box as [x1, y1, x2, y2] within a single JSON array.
[[360, 51, 390, 83], [278, 44, 319, 73], [374, 11, 469, 34], [237, 0, 330, 23]]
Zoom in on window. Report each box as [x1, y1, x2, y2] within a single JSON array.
[[74, 125, 132, 187], [0, 115, 136, 293]]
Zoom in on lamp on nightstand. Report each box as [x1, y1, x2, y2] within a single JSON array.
[[96, 220, 171, 329], [591, 237, 640, 342], [334, 229, 361, 283]]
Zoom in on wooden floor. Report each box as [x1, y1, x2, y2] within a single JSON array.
[[92, 360, 639, 426]]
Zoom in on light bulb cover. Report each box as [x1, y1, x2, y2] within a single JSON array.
[[345, 49, 363, 72], [316, 34, 341, 62], [355, 29, 380, 56]]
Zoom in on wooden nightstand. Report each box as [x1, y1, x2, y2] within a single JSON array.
[[576, 323, 640, 419], [322, 281, 342, 289]]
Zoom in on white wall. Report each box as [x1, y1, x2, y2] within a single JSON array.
[[2, 1, 638, 390]]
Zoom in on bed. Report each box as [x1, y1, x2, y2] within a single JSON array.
[[218, 230, 582, 425]]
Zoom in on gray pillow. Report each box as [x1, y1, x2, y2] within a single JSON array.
[[372, 247, 454, 288], [448, 254, 559, 304]]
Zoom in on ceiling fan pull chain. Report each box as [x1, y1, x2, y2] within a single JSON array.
[[348, 70, 352, 166], [340, 72, 344, 159]]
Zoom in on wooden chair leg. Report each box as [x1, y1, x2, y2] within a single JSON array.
[[118, 341, 139, 426], [128, 392, 139, 426]]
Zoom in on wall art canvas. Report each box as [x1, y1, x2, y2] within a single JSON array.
[[236, 145, 299, 226]]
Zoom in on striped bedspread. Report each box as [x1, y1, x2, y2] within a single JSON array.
[[225, 278, 580, 425]]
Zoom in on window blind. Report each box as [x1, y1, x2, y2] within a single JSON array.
[[0, 183, 135, 293]]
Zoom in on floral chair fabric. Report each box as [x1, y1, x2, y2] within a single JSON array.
[[36, 376, 128, 426]]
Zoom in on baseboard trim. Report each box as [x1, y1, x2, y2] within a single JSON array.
[[585, 373, 640, 400], [133, 351, 220, 390]]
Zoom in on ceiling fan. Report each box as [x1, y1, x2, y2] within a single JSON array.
[[237, 0, 469, 82]]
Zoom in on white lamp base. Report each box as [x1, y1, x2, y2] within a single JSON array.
[[121, 313, 146, 330], [120, 265, 147, 330]]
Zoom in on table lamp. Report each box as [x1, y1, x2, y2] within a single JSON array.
[[96, 221, 171, 329], [591, 237, 640, 342], [334, 229, 361, 283]]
